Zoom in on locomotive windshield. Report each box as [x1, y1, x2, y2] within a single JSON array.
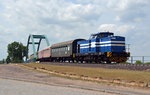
[[90, 32, 114, 39]]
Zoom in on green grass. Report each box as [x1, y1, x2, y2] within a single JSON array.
[[145, 62, 150, 64], [23, 63, 150, 83]]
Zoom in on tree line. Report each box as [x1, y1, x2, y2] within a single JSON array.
[[0, 41, 27, 63]]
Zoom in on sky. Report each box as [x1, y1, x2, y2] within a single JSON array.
[[0, 0, 150, 60]]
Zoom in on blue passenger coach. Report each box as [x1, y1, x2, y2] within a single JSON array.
[[76, 32, 130, 63]]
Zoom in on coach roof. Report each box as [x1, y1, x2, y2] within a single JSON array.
[[51, 39, 85, 48]]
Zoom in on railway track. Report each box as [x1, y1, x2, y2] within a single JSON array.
[[40, 62, 150, 71]]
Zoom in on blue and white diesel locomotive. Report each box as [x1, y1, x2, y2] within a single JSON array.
[[76, 32, 130, 63]]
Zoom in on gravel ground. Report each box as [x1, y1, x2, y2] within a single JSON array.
[[0, 64, 150, 95], [41, 62, 150, 71]]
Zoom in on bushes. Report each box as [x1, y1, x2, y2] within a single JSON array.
[[121, 62, 131, 64], [145, 62, 150, 64], [121, 61, 150, 64], [135, 61, 150, 64], [135, 61, 143, 64]]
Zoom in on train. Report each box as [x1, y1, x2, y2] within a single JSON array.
[[32, 32, 130, 63]]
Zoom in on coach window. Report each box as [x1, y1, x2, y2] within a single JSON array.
[[68, 46, 70, 51]]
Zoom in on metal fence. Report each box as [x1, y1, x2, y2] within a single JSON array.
[[127, 56, 150, 63]]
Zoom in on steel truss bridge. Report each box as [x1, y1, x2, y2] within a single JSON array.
[[26, 34, 50, 62]]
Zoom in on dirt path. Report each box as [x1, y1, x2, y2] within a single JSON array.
[[0, 64, 150, 95]]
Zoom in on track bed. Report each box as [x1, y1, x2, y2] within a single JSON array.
[[41, 62, 150, 71]]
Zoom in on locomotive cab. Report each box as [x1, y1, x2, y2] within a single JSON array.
[[90, 32, 114, 39]]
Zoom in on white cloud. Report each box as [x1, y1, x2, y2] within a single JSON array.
[[114, 16, 121, 22], [98, 24, 135, 36], [111, 0, 150, 23]]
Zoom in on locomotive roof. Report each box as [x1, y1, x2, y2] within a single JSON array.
[[51, 39, 85, 48], [91, 32, 114, 36]]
